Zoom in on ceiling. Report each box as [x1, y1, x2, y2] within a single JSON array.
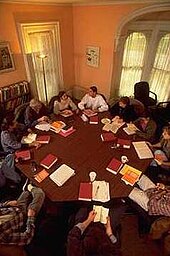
[[1, 0, 170, 5]]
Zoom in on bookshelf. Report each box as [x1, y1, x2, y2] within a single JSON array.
[[0, 81, 30, 116]]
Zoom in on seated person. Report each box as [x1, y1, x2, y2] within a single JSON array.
[[0, 182, 45, 245], [110, 96, 138, 123], [25, 99, 49, 128], [1, 119, 40, 154], [128, 174, 170, 216], [133, 111, 157, 142], [53, 91, 78, 115], [78, 85, 109, 113], [67, 205, 125, 256], [149, 125, 170, 170]]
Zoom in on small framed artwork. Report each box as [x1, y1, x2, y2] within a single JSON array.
[[86, 46, 100, 68], [0, 42, 15, 73]]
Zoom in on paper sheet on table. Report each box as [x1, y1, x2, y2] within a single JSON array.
[[132, 141, 153, 159], [35, 123, 51, 131]]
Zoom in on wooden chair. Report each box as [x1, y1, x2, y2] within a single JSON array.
[[134, 81, 157, 107]]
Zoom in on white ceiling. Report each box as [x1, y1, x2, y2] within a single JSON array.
[[1, 0, 170, 5]]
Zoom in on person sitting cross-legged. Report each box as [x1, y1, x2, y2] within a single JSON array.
[[0, 182, 45, 246]]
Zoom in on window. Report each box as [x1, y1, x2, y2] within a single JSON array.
[[149, 33, 170, 102], [119, 32, 147, 97]]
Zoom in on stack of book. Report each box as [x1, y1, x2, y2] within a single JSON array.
[[120, 164, 142, 186], [59, 126, 76, 137], [50, 121, 65, 133], [49, 164, 75, 186], [40, 154, 58, 169]]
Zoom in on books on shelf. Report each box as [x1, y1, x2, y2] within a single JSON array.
[[93, 205, 109, 224], [92, 180, 110, 202], [101, 132, 117, 142], [106, 157, 123, 175], [34, 169, 49, 183], [117, 138, 131, 149], [89, 115, 99, 124], [40, 154, 58, 169], [21, 133, 37, 144], [59, 128, 76, 137], [132, 141, 153, 159], [78, 182, 92, 201], [49, 164, 75, 186], [15, 149, 31, 161], [120, 164, 142, 186], [83, 109, 97, 117], [36, 135, 50, 144], [50, 121, 66, 133]]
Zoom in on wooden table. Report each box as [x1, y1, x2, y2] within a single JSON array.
[[16, 113, 152, 201]]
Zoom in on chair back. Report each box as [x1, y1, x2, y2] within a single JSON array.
[[134, 81, 157, 107], [14, 102, 29, 124]]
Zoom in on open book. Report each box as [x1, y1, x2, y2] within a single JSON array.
[[132, 141, 153, 159], [83, 109, 97, 117], [93, 205, 109, 224], [21, 133, 37, 144]]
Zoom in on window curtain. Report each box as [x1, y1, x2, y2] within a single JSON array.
[[28, 31, 59, 103], [149, 33, 170, 102], [119, 32, 147, 97]]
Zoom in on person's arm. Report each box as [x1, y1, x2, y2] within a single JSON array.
[[98, 95, 109, 112], [2, 132, 21, 151], [67, 211, 96, 256], [104, 217, 117, 244], [135, 121, 157, 141], [78, 94, 88, 110], [69, 98, 78, 111]]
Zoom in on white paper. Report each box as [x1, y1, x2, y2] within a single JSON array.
[[35, 123, 51, 131], [50, 164, 75, 186], [92, 180, 110, 202], [21, 133, 37, 144]]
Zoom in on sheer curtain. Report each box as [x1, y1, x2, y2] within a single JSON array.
[[149, 33, 170, 102], [119, 32, 147, 97], [29, 30, 60, 102]]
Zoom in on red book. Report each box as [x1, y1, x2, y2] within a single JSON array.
[[15, 150, 31, 160], [101, 132, 117, 142], [89, 115, 99, 124], [106, 157, 123, 175], [40, 154, 58, 169], [78, 182, 92, 201], [117, 138, 131, 148], [36, 135, 50, 144], [59, 128, 76, 137]]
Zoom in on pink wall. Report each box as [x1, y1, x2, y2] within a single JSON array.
[[0, 3, 74, 89], [73, 4, 146, 98]]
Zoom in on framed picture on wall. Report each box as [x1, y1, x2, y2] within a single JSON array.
[[86, 46, 100, 68], [0, 42, 15, 73]]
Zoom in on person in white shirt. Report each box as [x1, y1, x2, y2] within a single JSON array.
[[78, 86, 108, 113]]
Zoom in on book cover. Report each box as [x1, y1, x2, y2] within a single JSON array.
[[89, 115, 99, 124], [49, 164, 75, 186], [59, 128, 76, 137], [50, 121, 65, 133], [78, 182, 92, 201], [120, 164, 142, 186], [83, 109, 97, 117], [93, 205, 109, 224], [15, 149, 31, 161], [60, 110, 73, 117], [106, 157, 123, 175], [34, 169, 49, 183], [40, 154, 58, 169], [117, 138, 131, 148], [36, 135, 50, 144], [101, 132, 117, 142]]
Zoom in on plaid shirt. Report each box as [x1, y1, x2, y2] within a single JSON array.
[[146, 187, 170, 216], [0, 203, 35, 245]]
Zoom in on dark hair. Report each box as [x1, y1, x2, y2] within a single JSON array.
[[119, 96, 130, 106], [57, 91, 67, 102], [140, 109, 151, 118], [1, 119, 15, 131], [90, 86, 97, 93]]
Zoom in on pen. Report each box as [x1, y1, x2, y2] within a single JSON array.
[[95, 186, 100, 197]]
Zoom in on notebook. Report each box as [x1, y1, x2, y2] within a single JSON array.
[[15, 150, 31, 161], [89, 115, 99, 124], [36, 135, 50, 144], [78, 182, 92, 201], [34, 169, 49, 183], [49, 164, 75, 186], [40, 154, 58, 169], [101, 132, 117, 142], [106, 157, 123, 175], [93, 205, 109, 224]]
